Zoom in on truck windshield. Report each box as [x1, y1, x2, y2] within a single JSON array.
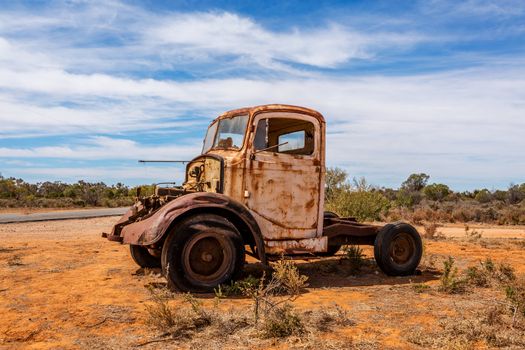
[[202, 114, 248, 153]]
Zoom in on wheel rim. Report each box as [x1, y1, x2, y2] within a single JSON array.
[[389, 232, 415, 266], [182, 231, 234, 285]]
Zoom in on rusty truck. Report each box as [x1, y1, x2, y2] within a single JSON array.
[[103, 104, 423, 292]]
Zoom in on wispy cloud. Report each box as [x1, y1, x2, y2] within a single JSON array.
[[0, 136, 201, 160], [145, 12, 426, 69], [0, 2, 429, 75], [0, 0, 524, 189]]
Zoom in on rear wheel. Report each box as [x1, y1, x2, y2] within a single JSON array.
[[161, 214, 245, 292], [130, 245, 161, 268], [374, 222, 422, 276]]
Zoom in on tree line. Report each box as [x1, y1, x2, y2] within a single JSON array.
[[1, 171, 524, 224], [325, 169, 525, 225]]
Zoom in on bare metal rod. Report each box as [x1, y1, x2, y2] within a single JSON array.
[[253, 141, 288, 155], [138, 160, 190, 163]]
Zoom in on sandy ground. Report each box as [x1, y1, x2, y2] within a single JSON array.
[[1, 218, 524, 349]]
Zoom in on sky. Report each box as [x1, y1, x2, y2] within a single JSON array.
[[0, 0, 524, 190]]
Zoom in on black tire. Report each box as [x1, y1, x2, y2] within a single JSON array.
[[318, 211, 342, 256], [374, 222, 422, 276], [130, 245, 161, 268], [161, 214, 245, 292]]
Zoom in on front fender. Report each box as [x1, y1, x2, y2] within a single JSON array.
[[113, 192, 266, 262]]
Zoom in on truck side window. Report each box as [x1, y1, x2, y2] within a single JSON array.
[[254, 118, 314, 155], [278, 131, 305, 152], [254, 119, 268, 150]]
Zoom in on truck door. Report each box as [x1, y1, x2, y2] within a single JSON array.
[[243, 111, 323, 240]]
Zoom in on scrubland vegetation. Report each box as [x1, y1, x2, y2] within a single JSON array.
[[140, 253, 525, 349], [0, 174, 153, 208], [326, 168, 525, 225], [407, 256, 525, 349], [141, 258, 358, 348], [1, 170, 524, 225]]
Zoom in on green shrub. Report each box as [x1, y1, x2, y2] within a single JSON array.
[[215, 275, 260, 297], [261, 303, 305, 338], [271, 259, 309, 295], [424, 183, 451, 201], [326, 189, 390, 221], [343, 245, 365, 273], [439, 256, 466, 294], [505, 282, 525, 316]]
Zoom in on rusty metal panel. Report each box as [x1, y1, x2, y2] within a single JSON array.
[[183, 156, 222, 193], [211, 149, 246, 200], [113, 192, 266, 260], [241, 111, 323, 240], [265, 236, 328, 255]]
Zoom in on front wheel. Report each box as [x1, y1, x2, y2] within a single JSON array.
[[374, 222, 422, 276], [161, 214, 245, 292]]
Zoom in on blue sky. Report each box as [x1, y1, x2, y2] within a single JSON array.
[[0, 0, 524, 190]]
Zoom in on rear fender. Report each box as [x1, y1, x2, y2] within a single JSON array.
[[116, 192, 267, 264]]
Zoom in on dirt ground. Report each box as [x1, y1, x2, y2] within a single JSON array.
[[1, 218, 524, 349]]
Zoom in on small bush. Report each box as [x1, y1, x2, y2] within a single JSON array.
[[214, 275, 260, 297], [145, 294, 181, 333], [466, 258, 516, 288], [271, 259, 309, 295], [423, 222, 437, 238], [505, 279, 525, 317], [343, 245, 365, 273], [261, 303, 305, 338], [439, 256, 466, 294], [464, 224, 482, 240], [309, 304, 355, 332], [466, 265, 490, 287], [422, 222, 445, 240]]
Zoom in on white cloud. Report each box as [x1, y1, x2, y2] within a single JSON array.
[[0, 65, 524, 188], [0, 136, 201, 160], [0, 1, 524, 189], [0, 3, 427, 74], [147, 12, 376, 68]]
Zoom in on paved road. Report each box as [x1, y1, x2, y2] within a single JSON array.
[[0, 207, 129, 224]]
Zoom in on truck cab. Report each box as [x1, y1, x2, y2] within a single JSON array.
[[104, 104, 422, 292], [184, 105, 326, 250]]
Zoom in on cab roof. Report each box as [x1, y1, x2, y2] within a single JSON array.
[[213, 104, 326, 124]]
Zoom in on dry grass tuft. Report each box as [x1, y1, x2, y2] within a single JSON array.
[[464, 224, 483, 240], [342, 245, 366, 273], [407, 306, 525, 349], [307, 304, 355, 332]]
